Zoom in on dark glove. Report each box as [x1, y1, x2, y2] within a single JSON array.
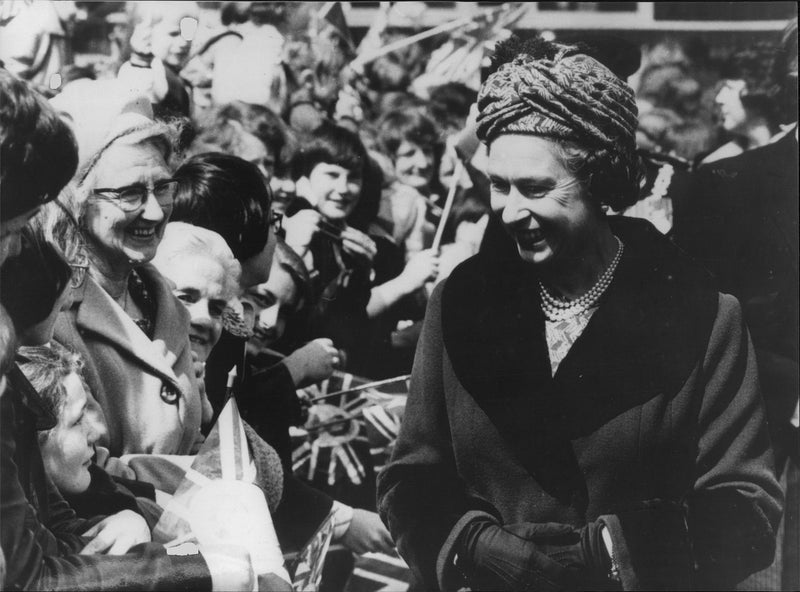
[[508, 520, 611, 588], [455, 518, 612, 591]]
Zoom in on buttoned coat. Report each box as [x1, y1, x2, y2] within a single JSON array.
[[378, 217, 783, 590], [54, 264, 204, 458]]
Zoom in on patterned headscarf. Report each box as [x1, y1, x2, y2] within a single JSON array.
[[476, 44, 638, 152]]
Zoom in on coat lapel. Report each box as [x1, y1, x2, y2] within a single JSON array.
[[443, 253, 586, 503], [554, 219, 718, 438], [75, 268, 184, 387], [443, 217, 719, 501]]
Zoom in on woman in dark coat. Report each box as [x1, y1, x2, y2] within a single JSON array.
[[377, 37, 783, 591]]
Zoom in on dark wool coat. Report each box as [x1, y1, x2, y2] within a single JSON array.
[[672, 131, 799, 463], [377, 217, 783, 591]]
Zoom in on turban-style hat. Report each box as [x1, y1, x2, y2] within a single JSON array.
[[476, 44, 638, 153]]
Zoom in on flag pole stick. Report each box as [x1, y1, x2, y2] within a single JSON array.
[[352, 14, 474, 70], [310, 374, 411, 403], [431, 160, 465, 252]]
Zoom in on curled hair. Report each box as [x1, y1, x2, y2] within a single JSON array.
[[204, 101, 293, 169], [152, 222, 242, 301], [290, 122, 367, 181], [172, 153, 272, 262], [718, 42, 783, 128], [0, 70, 78, 223], [552, 140, 643, 212], [17, 342, 85, 431]]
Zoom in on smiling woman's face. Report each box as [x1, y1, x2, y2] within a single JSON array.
[[305, 162, 363, 222], [167, 256, 230, 363], [40, 373, 104, 495], [83, 141, 173, 272]]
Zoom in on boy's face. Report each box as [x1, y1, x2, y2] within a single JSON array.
[[305, 162, 362, 222]]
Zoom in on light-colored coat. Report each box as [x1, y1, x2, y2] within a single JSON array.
[[54, 264, 204, 457]]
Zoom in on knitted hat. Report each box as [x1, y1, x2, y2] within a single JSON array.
[[476, 43, 638, 152], [49, 78, 156, 182]]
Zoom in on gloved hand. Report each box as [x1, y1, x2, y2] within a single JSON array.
[[456, 517, 611, 591]]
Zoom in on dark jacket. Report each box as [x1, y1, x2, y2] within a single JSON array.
[[672, 131, 799, 461], [0, 365, 211, 591], [378, 217, 783, 590]]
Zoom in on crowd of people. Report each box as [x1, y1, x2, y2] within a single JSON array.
[[0, 1, 797, 591]]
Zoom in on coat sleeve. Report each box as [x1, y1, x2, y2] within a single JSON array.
[[601, 294, 784, 590], [1, 396, 213, 591], [376, 281, 500, 590], [688, 293, 784, 587]]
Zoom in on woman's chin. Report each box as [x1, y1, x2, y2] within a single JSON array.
[[122, 246, 158, 265]]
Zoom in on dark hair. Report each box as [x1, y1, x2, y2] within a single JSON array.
[[428, 83, 478, 130], [0, 70, 78, 223], [221, 1, 250, 26], [248, 1, 287, 26], [172, 153, 272, 262], [377, 108, 441, 157], [347, 156, 383, 232], [719, 42, 782, 128], [0, 225, 72, 333], [216, 102, 292, 166], [290, 122, 367, 181]]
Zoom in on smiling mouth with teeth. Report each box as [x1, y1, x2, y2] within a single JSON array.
[[129, 227, 156, 238]]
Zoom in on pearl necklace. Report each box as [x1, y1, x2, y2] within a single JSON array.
[[539, 237, 624, 321]]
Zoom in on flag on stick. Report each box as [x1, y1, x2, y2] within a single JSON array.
[[154, 398, 291, 588]]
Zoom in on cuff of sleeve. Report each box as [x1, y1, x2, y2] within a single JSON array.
[[598, 501, 692, 591], [331, 501, 354, 540], [598, 514, 638, 590], [435, 510, 497, 592]]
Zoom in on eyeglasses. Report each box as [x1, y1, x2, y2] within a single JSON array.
[[91, 179, 179, 212], [269, 211, 284, 238]]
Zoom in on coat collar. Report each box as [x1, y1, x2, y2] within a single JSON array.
[[72, 263, 190, 389], [442, 217, 719, 500]]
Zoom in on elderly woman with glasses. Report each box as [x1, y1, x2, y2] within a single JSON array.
[[49, 83, 212, 464]]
